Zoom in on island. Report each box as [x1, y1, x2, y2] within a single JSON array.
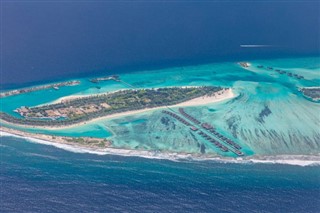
[[0, 126, 111, 149], [0, 85, 236, 154], [0, 86, 232, 128], [299, 87, 320, 101]]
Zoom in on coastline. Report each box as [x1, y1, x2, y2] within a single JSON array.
[[1, 129, 319, 166], [298, 86, 320, 101], [1, 88, 235, 130], [0, 126, 111, 149], [48, 86, 206, 104], [1, 57, 318, 166], [0, 80, 80, 98]]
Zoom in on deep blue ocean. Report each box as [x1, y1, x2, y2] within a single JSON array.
[[2, 1, 320, 89], [1, 137, 320, 213], [1, 1, 320, 212]]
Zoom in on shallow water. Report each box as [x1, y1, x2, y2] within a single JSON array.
[[1, 56, 320, 157]]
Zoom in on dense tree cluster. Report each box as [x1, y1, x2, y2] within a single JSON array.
[[0, 86, 223, 127]]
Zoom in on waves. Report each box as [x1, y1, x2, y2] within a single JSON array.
[[2, 131, 320, 167]]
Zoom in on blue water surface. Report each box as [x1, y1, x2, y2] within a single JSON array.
[[1, 137, 319, 213], [2, 1, 319, 87]]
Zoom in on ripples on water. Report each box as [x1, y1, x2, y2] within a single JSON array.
[[1, 57, 320, 212], [1, 57, 320, 157], [1, 137, 320, 213]]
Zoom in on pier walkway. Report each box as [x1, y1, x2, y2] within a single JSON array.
[[162, 108, 244, 156], [177, 108, 244, 156]]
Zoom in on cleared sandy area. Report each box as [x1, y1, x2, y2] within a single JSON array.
[[174, 88, 234, 107]]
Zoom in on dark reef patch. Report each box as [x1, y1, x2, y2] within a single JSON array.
[[200, 144, 206, 154], [257, 105, 272, 123], [161, 117, 170, 126], [190, 132, 198, 142], [226, 115, 240, 138]]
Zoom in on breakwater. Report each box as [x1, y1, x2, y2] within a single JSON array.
[[0, 80, 80, 98]]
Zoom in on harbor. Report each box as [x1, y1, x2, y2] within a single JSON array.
[[89, 75, 120, 83], [0, 80, 80, 98]]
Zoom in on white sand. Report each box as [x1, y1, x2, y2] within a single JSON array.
[[2, 88, 235, 130], [173, 88, 234, 107], [2, 128, 319, 166], [50, 86, 201, 104]]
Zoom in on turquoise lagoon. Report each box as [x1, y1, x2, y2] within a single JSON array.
[[1, 57, 320, 157]]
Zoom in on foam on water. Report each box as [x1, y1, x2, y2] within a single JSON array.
[[2, 131, 320, 167], [1, 56, 320, 157]]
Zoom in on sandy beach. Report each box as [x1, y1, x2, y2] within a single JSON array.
[[0, 88, 235, 130], [49, 86, 204, 104], [0, 126, 111, 148], [1, 126, 319, 166]]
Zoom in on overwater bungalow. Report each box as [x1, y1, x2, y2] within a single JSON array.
[[202, 123, 214, 130], [220, 146, 228, 152], [239, 62, 250, 68], [234, 150, 244, 156], [179, 108, 201, 124], [190, 126, 198, 131]]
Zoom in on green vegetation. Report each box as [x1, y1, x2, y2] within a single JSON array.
[[0, 86, 224, 127]]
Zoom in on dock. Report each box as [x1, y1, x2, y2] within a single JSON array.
[[197, 131, 229, 152], [0, 80, 80, 98], [162, 108, 244, 156], [89, 75, 120, 83], [179, 108, 201, 124], [162, 110, 191, 126]]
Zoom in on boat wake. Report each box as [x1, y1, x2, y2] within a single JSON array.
[[1, 131, 320, 167]]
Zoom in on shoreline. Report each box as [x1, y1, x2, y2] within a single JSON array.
[[1, 88, 235, 130], [48, 86, 205, 104], [1, 55, 319, 91], [1, 129, 319, 166], [0, 80, 80, 98], [298, 86, 320, 101], [0, 126, 112, 149]]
